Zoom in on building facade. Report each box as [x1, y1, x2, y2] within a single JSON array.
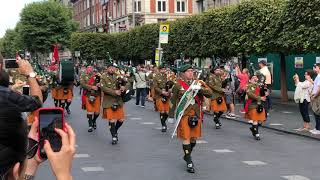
[[193, 0, 240, 14], [71, 0, 195, 32]]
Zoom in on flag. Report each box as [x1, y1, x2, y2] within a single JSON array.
[[52, 44, 59, 64]]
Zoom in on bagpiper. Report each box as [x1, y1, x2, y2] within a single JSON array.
[[206, 66, 227, 129], [153, 64, 173, 132], [244, 72, 267, 140], [170, 64, 212, 173], [80, 66, 102, 132], [101, 61, 129, 145]]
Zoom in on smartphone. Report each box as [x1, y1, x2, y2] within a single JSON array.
[[22, 85, 30, 95], [4, 59, 19, 69], [38, 108, 64, 159]]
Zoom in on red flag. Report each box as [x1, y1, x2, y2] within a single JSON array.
[[52, 44, 59, 64]]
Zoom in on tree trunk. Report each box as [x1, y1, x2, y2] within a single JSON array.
[[280, 53, 288, 102]]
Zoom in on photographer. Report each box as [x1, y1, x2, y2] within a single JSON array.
[[0, 108, 76, 180], [0, 58, 43, 112]]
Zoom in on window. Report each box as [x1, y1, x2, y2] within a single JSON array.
[[157, 0, 166, 12], [134, 0, 141, 12], [86, 0, 90, 9], [92, 12, 95, 25], [176, 0, 186, 12], [117, 0, 120, 17], [87, 14, 90, 26]]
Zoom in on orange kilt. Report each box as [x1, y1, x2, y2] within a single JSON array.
[[156, 98, 170, 113], [85, 96, 101, 113], [103, 106, 125, 121], [245, 108, 266, 122], [177, 109, 201, 140], [55, 88, 73, 100], [211, 98, 227, 113], [51, 88, 58, 99]]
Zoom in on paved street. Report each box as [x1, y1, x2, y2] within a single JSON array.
[[36, 91, 320, 180]]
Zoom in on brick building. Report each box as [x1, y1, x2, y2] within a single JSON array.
[[71, 0, 195, 33], [193, 0, 240, 14]]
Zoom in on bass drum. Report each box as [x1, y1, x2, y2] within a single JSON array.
[[59, 60, 74, 85]]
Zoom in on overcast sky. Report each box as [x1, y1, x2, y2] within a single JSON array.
[[0, 0, 41, 38]]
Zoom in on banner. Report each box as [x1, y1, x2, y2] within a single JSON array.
[[159, 24, 169, 44], [52, 44, 59, 64], [294, 57, 303, 68], [155, 49, 160, 66]]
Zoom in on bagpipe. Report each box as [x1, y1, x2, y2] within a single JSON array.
[[116, 75, 132, 103], [161, 80, 174, 103]]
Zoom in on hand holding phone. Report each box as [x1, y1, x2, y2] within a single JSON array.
[[43, 123, 76, 180], [4, 59, 19, 69], [38, 108, 64, 160]]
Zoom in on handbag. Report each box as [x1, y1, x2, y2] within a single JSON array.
[[311, 96, 320, 115]]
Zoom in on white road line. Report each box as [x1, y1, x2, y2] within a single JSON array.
[[212, 149, 234, 153], [154, 127, 170, 130], [81, 167, 105, 172], [141, 122, 155, 125], [282, 175, 310, 180], [242, 161, 267, 166], [130, 117, 142, 120], [74, 154, 90, 158], [197, 140, 208, 144], [282, 111, 293, 114], [269, 123, 284, 126]]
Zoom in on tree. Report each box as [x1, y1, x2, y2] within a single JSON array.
[[19, 1, 78, 54], [1, 29, 21, 58]]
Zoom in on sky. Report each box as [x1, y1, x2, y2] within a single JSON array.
[[0, 0, 41, 38]]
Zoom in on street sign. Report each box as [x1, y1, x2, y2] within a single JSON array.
[[316, 57, 320, 63], [159, 24, 169, 44], [75, 51, 80, 57]]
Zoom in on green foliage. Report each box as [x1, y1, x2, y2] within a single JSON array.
[[279, 0, 320, 54], [0, 29, 22, 58], [19, 1, 78, 53], [71, 0, 320, 63]]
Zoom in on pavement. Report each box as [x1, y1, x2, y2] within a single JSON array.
[[35, 91, 320, 180], [216, 98, 320, 140]]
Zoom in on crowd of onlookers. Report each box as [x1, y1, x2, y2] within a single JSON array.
[[0, 54, 75, 180]]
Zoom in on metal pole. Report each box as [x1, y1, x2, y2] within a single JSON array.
[[132, 0, 135, 28]]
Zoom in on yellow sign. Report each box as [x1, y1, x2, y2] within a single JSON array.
[[155, 49, 160, 66], [160, 24, 169, 33]]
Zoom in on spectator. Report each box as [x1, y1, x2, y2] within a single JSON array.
[[258, 60, 272, 110], [311, 63, 320, 134], [293, 71, 313, 131], [221, 69, 236, 119], [0, 108, 76, 180], [235, 65, 249, 112], [0, 58, 43, 112], [134, 65, 147, 107]]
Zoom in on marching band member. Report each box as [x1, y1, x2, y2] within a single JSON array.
[[244, 72, 267, 140], [80, 66, 101, 132], [153, 64, 173, 132], [101, 62, 129, 145], [170, 64, 212, 173]]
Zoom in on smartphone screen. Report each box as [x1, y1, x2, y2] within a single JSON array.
[[4, 59, 19, 69], [39, 108, 64, 159], [22, 86, 30, 95]]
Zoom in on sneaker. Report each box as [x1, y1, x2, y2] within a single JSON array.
[[240, 109, 246, 114], [140, 105, 145, 108], [311, 130, 320, 135], [309, 129, 317, 133], [226, 113, 236, 119]]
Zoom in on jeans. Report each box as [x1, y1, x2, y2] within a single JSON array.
[[136, 88, 147, 106], [314, 113, 320, 130], [298, 100, 310, 123]]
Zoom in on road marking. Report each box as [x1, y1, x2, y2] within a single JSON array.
[[74, 154, 90, 158], [130, 117, 142, 120], [154, 127, 170, 130], [242, 161, 267, 166], [269, 123, 284, 126], [141, 122, 155, 125], [282, 111, 293, 114], [282, 175, 310, 180], [81, 167, 105, 172], [197, 140, 208, 144], [212, 149, 234, 153]]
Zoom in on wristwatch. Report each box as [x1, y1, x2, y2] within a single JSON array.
[[26, 72, 36, 78]]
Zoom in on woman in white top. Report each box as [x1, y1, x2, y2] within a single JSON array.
[[293, 71, 314, 131]]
